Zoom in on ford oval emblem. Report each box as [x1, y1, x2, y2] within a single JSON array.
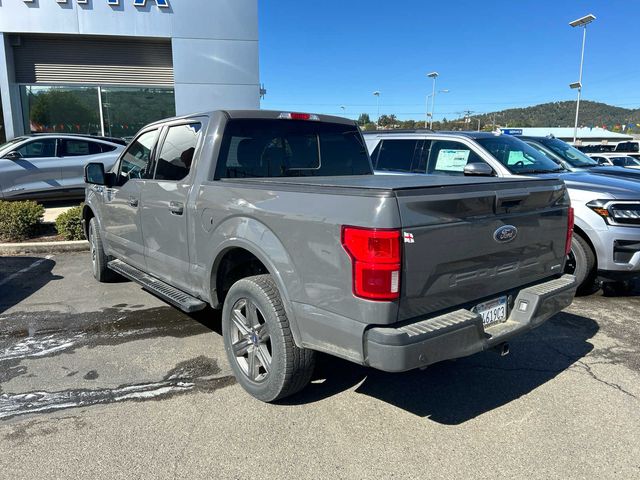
[[494, 225, 518, 243]]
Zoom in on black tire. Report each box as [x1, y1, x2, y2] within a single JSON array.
[[566, 233, 597, 295], [88, 217, 117, 283], [222, 274, 315, 402], [601, 280, 632, 297]]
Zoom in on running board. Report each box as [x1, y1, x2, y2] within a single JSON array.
[[108, 259, 207, 313]]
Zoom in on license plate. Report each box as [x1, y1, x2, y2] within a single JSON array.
[[475, 296, 508, 327]]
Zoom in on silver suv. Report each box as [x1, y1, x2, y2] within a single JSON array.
[[364, 130, 640, 293], [0, 134, 125, 200]]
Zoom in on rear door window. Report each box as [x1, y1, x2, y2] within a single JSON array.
[[214, 119, 371, 179], [374, 140, 419, 172], [61, 139, 103, 157], [154, 123, 202, 181]]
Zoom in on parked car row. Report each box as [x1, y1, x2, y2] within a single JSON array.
[[576, 140, 640, 162], [364, 130, 640, 294]]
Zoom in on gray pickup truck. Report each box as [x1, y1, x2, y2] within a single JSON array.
[[82, 110, 576, 401]]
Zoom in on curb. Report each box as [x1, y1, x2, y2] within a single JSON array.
[[0, 240, 90, 255]]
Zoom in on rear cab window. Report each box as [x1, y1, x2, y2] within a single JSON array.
[[214, 119, 372, 179]]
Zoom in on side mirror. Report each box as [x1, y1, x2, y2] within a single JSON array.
[[464, 162, 494, 176], [85, 162, 107, 185], [4, 151, 22, 161]]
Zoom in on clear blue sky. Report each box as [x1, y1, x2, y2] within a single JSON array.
[[258, 0, 640, 121]]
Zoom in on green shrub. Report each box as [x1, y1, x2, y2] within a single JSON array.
[[55, 204, 86, 241], [0, 200, 45, 242]]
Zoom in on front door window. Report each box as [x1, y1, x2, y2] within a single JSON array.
[[117, 129, 159, 184]]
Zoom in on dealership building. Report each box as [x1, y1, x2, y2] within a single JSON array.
[[0, 0, 260, 142]]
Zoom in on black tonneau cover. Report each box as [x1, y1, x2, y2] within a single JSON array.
[[221, 174, 563, 192]]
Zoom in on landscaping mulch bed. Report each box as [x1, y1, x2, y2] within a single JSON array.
[[0, 222, 70, 244]]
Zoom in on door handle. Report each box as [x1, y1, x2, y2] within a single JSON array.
[[128, 196, 139, 208], [169, 201, 184, 215]]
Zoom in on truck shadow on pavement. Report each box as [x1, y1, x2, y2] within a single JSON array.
[[0, 256, 61, 315], [284, 312, 598, 425]]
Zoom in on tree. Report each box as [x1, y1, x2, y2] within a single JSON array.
[[29, 89, 98, 132], [357, 113, 371, 126], [378, 114, 399, 128]]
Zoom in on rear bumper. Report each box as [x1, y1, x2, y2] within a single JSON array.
[[365, 274, 577, 372]]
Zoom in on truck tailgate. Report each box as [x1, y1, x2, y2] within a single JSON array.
[[396, 179, 569, 321]]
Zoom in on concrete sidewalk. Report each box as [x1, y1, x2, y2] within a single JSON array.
[[43, 205, 78, 223]]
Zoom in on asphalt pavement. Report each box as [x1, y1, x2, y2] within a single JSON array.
[[0, 253, 639, 479]]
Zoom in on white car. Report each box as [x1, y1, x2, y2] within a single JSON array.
[[587, 152, 640, 170], [0, 134, 125, 200]]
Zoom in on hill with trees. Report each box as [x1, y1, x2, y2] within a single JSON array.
[[359, 101, 640, 133]]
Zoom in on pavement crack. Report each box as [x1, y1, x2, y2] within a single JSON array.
[[570, 361, 639, 402], [538, 335, 638, 401]]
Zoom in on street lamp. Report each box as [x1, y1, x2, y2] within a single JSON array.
[[569, 13, 596, 143], [373, 91, 381, 128], [426, 72, 439, 129], [425, 89, 449, 128]]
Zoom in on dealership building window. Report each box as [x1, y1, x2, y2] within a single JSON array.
[[0, 1, 259, 141], [21, 85, 175, 139]]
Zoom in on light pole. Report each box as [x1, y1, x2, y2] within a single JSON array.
[[425, 89, 449, 128], [427, 72, 439, 129], [491, 112, 502, 129], [373, 91, 381, 128], [569, 13, 596, 143]]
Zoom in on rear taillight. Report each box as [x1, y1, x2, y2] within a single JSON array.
[[565, 206, 575, 256], [341, 226, 401, 301]]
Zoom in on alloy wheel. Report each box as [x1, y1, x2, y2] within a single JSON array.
[[89, 224, 97, 273], [229, 298, 272, 382]]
